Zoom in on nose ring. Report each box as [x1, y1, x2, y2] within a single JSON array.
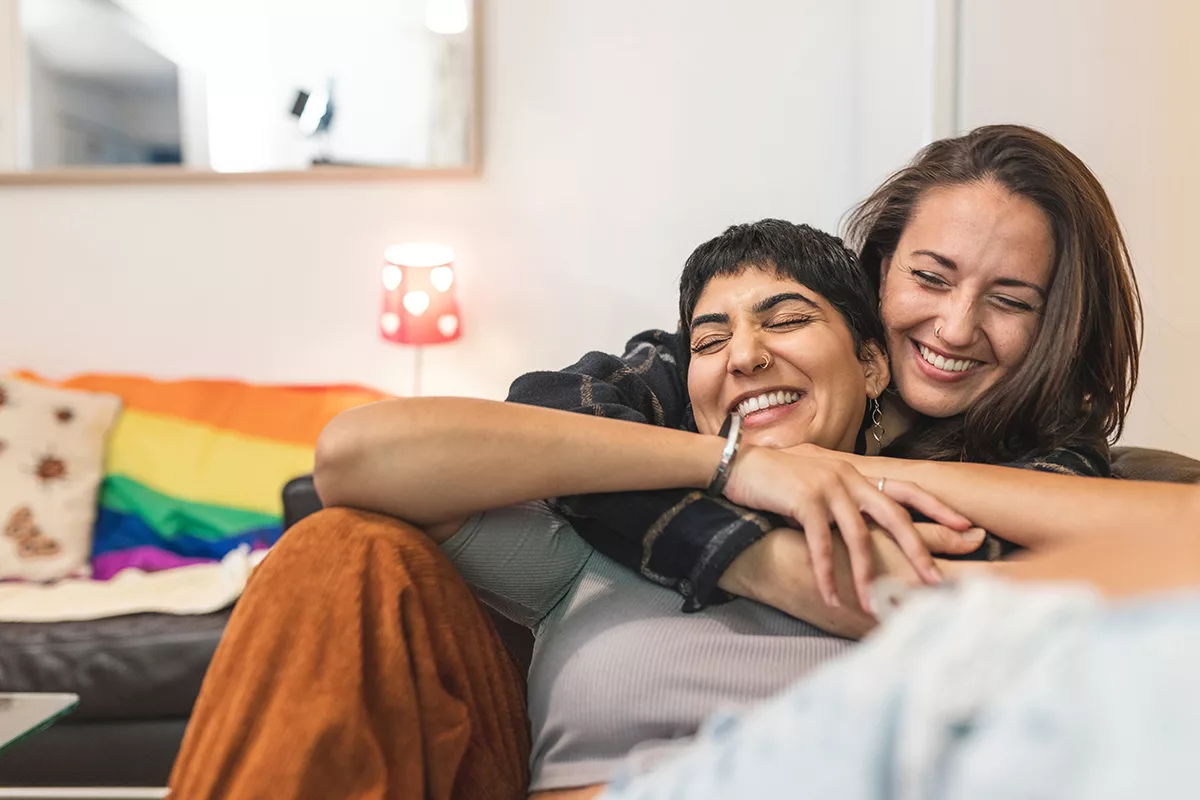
[[934, 325, 943, 340], [759, 353, 772, 370]]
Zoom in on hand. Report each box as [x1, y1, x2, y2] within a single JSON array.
[[721, 445, 973, 611], [873, 521, 986, 578]]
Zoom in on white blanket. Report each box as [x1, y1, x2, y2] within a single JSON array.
[[0, 546, 268, 622]]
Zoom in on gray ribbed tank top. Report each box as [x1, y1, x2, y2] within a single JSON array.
[[442, 503, 852, 791]]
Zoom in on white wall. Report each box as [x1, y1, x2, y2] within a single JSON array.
[[0, 0, 940, 402], [0, 0, 17, 170], [959, 0, 1200, 456]]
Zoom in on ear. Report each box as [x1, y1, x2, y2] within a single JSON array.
[[859, 341, 890, 399]]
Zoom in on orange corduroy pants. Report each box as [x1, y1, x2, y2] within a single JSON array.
[[168, 508, 531, 800]]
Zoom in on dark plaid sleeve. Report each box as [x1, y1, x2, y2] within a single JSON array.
[[942, 441, 1111, 561], [506, 328, 782, 611]]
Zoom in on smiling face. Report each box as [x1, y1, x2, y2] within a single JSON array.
[[686, 268, 889, 452], [880, 181, 1055, 419]]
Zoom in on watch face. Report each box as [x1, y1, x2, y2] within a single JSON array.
[[0, 693, 79, 751]]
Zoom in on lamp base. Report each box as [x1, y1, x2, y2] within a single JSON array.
[[412, 346, 423, 397]]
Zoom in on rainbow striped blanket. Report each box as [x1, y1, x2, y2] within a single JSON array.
[[19, 373, 387, 579]]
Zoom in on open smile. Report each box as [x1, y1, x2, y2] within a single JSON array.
[[729, 388, 805, 429], [910, 339, 984, 381]]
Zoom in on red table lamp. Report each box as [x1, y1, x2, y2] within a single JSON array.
[[380, 243, 462, 395]]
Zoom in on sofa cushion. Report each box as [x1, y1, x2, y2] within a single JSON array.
[[1111, 446, 1200, 484], [0, 377, 121, 582], [0, 609, 231, 721]]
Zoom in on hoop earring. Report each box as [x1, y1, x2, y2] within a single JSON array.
[[870, 396, 885, 445]]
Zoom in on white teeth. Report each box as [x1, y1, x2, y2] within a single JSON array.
[[919, 344, 978, 373], [736, 391, 801, 417]]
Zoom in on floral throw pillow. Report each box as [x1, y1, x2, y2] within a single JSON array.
[[0, 377, 121, 582]]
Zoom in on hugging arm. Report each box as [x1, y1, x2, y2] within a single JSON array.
[[801, 443, 1200, 553], [314, 386, 968, 636], [314, 391, 979, 640]]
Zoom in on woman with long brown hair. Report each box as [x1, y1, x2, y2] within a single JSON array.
[[720, 124, 1147, 609], [847, 123, 1140, 464]]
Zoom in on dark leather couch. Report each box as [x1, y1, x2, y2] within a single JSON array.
[[1, 448, 1195, 787]]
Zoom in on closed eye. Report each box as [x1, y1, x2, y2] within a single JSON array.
[[765, 315, 814, 329], [911, 269, 949, 288], [992, 295, 1038, 313], [690, 335, 728, 353]]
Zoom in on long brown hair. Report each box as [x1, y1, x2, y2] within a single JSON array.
[[844, 124, 1142, 464]]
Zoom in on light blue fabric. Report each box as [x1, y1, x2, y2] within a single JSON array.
[[602, 577, 1200, 800]]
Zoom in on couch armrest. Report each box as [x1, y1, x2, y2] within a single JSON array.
[[282, 475, 324, 531], [1111, 446, 1200, 484]]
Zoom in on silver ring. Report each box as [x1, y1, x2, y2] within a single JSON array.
[[877, 477, 887, 493]]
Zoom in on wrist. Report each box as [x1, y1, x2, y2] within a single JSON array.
[[681, 432, 730, 489], [705, 414, 745, 496], [716, 527, 782, 604]]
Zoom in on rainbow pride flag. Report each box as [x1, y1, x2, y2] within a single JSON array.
[[18, 373, 388, 579]]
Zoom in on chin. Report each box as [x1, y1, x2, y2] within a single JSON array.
[[905, 389, 974, 419], [897, 376, 975, 418], [746, 429, 809, 450]]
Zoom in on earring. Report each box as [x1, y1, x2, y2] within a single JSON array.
[[870, 397, 885, 445]]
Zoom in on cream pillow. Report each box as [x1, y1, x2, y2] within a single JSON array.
[[0, 377, 121, 582]]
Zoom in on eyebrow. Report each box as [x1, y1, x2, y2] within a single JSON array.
[[690, 292, 819, 328], [911, 249, 1047, 298]]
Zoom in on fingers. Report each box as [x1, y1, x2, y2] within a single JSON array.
[[857, 483, 943, 587], [826, 487, 877, 612], [881, 480, 971, 531], [798, 509, 839, 608], [913, 522, 987, 555]]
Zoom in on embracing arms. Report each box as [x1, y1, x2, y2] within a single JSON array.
[[315, 393, 978, 637]]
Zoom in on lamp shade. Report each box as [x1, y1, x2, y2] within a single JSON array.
[[380, 243, 463, 345]]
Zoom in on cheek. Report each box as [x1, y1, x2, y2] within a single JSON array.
[[800, 343, 867, 405], [686, 360, 722, 435], [880, 282, 926, 334], [989, 317, 1040, 367]]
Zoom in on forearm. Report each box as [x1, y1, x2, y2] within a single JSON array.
[[886, 459, 1200, 549], [313, 397, 724, 528], [718, 529, 884, 640], [717, 517, 982, 638]]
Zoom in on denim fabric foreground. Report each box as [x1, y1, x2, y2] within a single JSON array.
[[604, 577, 1200, 800]]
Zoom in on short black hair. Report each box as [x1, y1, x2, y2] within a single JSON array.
[[678, 219, 884, 356]]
